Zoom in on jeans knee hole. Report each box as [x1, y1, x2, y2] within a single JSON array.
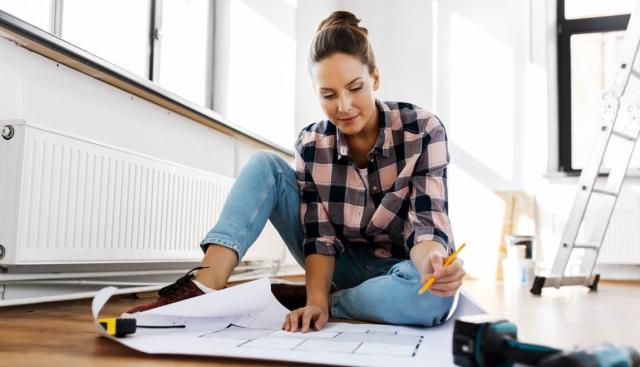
[[392, 268, 412, 281]]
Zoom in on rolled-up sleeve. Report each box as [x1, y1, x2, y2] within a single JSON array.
[[295, 135, 343, 257], [404, 118, 453, 254]]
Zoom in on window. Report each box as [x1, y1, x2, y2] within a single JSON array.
[[564, 0, 635, 20], [222, 0, 295, 149], [0, 0, 52, 32], [62, 0, 152, 78], [3, 0, 212, 106], [557, 0, 639, 172], [156, 0, 212, 107]]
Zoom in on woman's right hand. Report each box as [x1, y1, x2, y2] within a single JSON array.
[[281, 304, 329, 332]]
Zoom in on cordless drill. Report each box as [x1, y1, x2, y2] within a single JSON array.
[[452, 315, 640, 367]]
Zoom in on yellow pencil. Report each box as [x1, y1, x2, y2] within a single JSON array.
[[418, 243, 466, 295]]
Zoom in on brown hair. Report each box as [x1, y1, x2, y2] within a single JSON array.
[[309, 11, 377, 74]]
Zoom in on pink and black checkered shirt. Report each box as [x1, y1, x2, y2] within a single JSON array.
[[295, 100, 454, 259]]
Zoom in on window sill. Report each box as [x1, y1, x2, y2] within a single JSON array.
[[0, 10, 294, 158], [544, 170, 640, 182]]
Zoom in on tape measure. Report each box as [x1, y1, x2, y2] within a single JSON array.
[[98, 318, 137, 338], [98, 317, 187, 338]]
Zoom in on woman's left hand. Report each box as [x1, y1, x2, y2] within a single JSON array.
[[419, 251, 465, 297]]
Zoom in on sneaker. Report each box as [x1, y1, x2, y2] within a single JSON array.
[[271, 282, 307, 311], [270, 280, 337, 311], [123, 266, 208, 315]]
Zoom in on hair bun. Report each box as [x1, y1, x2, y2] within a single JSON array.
[[309, 10, 377, 75], [317, 11, 368, 35]]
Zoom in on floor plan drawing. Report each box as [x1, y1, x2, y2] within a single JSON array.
[[93, 278, 486, 366], [203, 324, 423, 357]]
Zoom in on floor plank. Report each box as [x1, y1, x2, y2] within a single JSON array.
[[462, 280, 640, 351]]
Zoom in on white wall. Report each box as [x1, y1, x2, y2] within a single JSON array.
[[434, 0, 533, 279]]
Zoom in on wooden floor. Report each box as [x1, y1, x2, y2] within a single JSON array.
[[461, 280, 640, 351], [0, 279, 638, 366]]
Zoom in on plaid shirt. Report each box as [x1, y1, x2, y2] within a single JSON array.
[[295, 100, 454, 259]]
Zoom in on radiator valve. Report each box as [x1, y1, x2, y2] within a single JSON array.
[[1, 125, 14, 140]]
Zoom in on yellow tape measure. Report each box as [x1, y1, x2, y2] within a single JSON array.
[[98, 317, 187, 338], [98, 318, 137, 337]]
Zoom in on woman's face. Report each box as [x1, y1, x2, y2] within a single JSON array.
[[311, 53, 379, 137]]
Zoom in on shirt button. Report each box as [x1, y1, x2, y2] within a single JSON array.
[[369, 159, 374, 163], [372, 186, 377, 191]]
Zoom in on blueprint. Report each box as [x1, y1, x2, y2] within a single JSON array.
[[92, 278, 485, 366]]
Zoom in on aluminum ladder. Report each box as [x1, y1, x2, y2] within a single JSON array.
[[531, 2, 640, 295]]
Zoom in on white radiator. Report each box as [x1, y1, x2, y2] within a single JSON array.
[[553, 191, 640, 279], [597, 208, 640, 264], [561, 207, 640, 279], [0, 121, 243, 265]]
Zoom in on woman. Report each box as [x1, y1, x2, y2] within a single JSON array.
[[126, 11, 465, 333]]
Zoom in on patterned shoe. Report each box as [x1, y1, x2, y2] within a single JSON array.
[[124, 266, 209, 314]]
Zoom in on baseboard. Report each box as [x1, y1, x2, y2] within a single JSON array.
[[595, 263, 640, 280], [0, 263, 304, 307]]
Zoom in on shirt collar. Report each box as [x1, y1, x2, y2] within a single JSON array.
[[336, 99, 392, 160]]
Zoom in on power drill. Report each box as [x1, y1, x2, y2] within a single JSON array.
[[453, 315, 640, 367]]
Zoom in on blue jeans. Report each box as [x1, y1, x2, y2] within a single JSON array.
[[200, 151, 454, 326]]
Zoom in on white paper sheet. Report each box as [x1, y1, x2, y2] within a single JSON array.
[[92, 278, 486, 366]]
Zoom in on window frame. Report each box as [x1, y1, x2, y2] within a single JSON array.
[[49, 0, 216, 110], [148, 0, 216, 109], [557, 0, 630, 173]]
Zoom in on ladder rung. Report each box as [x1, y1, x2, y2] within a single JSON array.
[[591, 187, 618, 196], [573, 244, 599, 250], [610, 129, 636, 141]]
